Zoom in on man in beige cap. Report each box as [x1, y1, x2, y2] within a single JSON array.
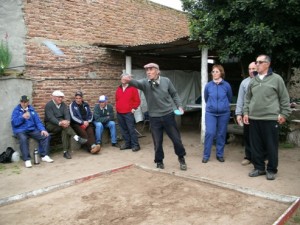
[[122, 63, 187, 171], [44, 90, 87, 159]]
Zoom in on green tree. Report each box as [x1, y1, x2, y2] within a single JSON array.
[[181, 0, 300, 80]]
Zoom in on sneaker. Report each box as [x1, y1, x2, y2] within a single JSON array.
[[73, 135, 88, 144], [248, 169, 266, 177], [25, 160, 32, 168], [112, 143, 120, 148], [266, 171, 276, 180], [179, 157, 187, 170], [156, 162, 165, 169], [91, 144, 101, 154], [41, 155, 54, 163], [63, 151, 72, 159], [241, 159, 251, 166]]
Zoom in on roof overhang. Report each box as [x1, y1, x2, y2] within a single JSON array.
[[93, 36, 210, 59]]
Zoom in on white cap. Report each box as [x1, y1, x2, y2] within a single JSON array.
[[52, 90, 65, 97], [98, 95, 107, 102]]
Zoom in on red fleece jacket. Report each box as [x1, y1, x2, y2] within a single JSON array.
[[115, 85, 141, 113]]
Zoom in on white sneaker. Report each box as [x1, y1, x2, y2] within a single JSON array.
[[41, 155, 54, 163], [25, 160, 32, 168]]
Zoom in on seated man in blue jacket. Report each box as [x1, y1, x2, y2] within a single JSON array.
[[11, 95, 54, 168], [70, 91, 100, 154]]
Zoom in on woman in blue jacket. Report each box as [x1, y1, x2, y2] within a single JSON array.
[[202, 65, 232, 163]]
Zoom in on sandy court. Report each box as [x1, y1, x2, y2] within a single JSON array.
[[0, 166, 292, 225], [0, 126, 299, 224]]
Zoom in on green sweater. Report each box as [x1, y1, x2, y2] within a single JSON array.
[[129, 76, 182, 117], [243, 71, 291, 120]]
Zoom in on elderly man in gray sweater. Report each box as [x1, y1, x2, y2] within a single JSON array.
[[122, 63, 187, 170]]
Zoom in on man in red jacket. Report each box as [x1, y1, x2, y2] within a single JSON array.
[[116, 73, 141, 151]]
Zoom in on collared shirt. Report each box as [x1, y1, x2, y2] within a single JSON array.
[[52, 100, 61, 109]]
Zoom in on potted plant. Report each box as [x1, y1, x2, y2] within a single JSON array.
[[0, 33, 12, 76]]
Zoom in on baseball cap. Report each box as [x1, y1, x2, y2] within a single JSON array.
[[144, 63, 159, 70], [98, 95, 107, 102], [52, 90, 65, 97], [75, 91, 83, 97], [20, 95, 29, 102]]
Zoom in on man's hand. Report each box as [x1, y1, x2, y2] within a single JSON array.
[[59, 120, 70, 128], [178, 107, 185, 115], [243, 115, 249, 125], [22, 112, 30, 119], [278, 114, 286, 124], [122, 74, 132, 83], [41, 130, 49, 137]]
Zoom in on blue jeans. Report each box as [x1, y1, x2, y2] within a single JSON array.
[[16, 130, 50, 161], [150, 113, 186, 163], [203, 112, 230, 159], [117, 112, 139, 148], [93, 121, 117, 144]]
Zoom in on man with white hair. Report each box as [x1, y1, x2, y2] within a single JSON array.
[[122, 63, 187, 171], [44, 90, 87, 159]]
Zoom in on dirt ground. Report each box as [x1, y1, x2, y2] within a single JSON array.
[[0, 125, 299, 225]]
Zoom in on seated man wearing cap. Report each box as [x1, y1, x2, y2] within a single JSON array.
[[70, 91, 101, 154], [11, 95, 53, 168], [122, 63, 187, 171], [44, 90, 88, 159], [93, 95, 119, 147]]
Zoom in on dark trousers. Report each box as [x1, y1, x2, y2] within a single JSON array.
[[243, 124, 251, 160], [117, 112, 139, 148], [150, 113, 186, 163], [45, 123, 76, 152], [71, 123, 96, 152], [16, 130, 50, 161], [249, 119, 279, 173]]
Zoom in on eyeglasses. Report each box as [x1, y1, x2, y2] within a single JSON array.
[[255, 61, 268, 65], [211, 71, 220, 74]]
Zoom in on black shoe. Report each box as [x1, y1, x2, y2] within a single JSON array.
[[266, 171, 276, 180], [120, 144, 131, 150], [112, 143, 120, 148], [216, 157, 225, 162], [156, 162, 164, 169], [202, 158, 208, 163], [132, 146, 141, 152], [178, 157, 187, 170], [63, 151, 72, 159], [248, 169, 266, 177]]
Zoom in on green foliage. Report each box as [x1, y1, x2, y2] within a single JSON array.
[[0, 39, 12, 76], [181, 0, 300, 73]]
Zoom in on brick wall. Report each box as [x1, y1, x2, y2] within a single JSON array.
[[22, 0, 189, 118]]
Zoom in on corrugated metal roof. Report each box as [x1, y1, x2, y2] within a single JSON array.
[[93, 36, 203, 58]]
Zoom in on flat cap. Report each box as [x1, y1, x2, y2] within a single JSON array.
[[144, 63, 159, 70]]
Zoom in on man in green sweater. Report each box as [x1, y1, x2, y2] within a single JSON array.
[[122, 63, 187, 171], [243, 54, 291, 180], [45, 90, 87, 159]]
